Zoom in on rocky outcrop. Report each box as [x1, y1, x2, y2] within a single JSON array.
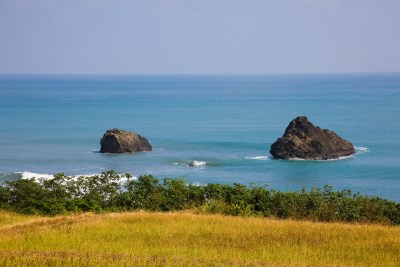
[[270, 116, 355, 160], [188, 161, 206, 167], [100, 129, 152, 153]]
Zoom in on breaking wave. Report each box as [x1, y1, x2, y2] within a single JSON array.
[[15, 172, 136, 183], [245, 156, 270, 160], [355, 146, 369, 154]]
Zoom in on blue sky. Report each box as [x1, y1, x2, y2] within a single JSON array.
[[0, 0, 399, 74]]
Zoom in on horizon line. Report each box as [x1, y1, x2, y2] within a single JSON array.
[[0, 71, 400, 77]]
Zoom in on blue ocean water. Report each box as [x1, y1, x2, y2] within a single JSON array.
[[1, 74, 400, 201]]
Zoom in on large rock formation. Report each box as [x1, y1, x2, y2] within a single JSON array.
[[270, 116, 355, 160], [100, 129, 152, 153]]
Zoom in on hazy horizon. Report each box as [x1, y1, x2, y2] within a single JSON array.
[[1, 72, 400, 76], [1, 0, 399, 75]]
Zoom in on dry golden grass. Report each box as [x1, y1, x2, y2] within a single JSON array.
[[0, 210, 42, 227], [0, 210, 399, 266]]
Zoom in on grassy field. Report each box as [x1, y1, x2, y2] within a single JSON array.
[[0, 211, 399, 266]]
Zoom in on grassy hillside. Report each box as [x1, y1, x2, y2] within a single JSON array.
[[0, 211, 399, 266]]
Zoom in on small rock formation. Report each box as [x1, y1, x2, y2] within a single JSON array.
[[270, 116, 355, 160], [188, 161, 196, 167], [100, 129, 152, 153], [188, 161, 206, 167]]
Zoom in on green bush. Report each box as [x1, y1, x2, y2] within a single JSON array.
[[162, 178, 188, 211], [123, 175, 165, 211], [197, 199, 227, 214]]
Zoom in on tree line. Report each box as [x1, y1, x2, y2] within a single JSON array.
[[0, 170, 399, 225]]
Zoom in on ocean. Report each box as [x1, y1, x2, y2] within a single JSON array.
[[1, 74, 399, 201]]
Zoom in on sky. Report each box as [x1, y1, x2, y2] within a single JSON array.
[[0, 0, 399, 75]]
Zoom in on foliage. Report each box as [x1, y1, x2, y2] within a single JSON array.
[[0, 171, 399, 225]]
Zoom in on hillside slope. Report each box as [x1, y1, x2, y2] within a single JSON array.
[[0, 211, 399, 266]]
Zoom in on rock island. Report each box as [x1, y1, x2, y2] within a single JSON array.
[[270, 116, 355, 160]]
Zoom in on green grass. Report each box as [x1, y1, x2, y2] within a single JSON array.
[[0, 210, 399, 266]]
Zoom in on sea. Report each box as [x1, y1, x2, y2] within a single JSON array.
[[1, 74, 399, 201]]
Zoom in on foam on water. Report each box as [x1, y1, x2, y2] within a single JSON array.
[[245, 156, 270, 160], [20, 171, 54, 180], [288, 155, 355, 161], [288, 157, 306, 161], [355, 146, 369, 154], [19, 171, 136, 183]]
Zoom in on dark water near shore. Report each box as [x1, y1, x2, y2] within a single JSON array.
[[1, 74, 400, 201]]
